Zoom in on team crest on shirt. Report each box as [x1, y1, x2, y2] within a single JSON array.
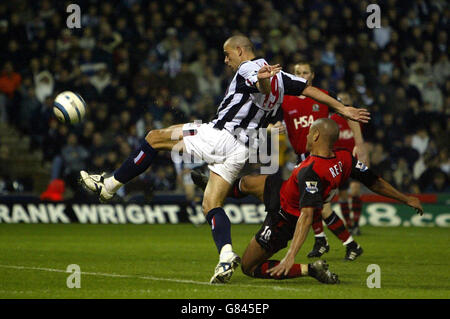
[[312, 104, 320, 112], [356, 160, 368, 172], [305, 181, 319, 194]]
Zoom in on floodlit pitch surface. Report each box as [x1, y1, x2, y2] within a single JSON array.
[[0, 224, 448, 299]]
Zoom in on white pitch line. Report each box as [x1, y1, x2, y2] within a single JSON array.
[[0, 264, 311, 293]]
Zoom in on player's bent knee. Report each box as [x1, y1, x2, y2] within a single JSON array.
[[145, 128, 180, 151], [201, 200, 215, 216], [202, 190, 226, 215], [202, 202, 223, 216]]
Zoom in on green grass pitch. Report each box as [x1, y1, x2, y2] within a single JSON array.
[[0, 224, 448, 299]]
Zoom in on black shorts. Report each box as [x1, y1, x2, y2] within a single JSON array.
[[256, 173, 298, 254]]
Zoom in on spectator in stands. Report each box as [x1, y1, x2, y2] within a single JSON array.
[[98, 21, 122, 54], [373, 17, 391, 49], [393, 158, 411, 190], [424, 171, 450, 193], [197, 66, 221, 99], [411, 127, 430, 156], [90, 66, 111, 95], [378, 52, 394, 77], [34, 70, 54, 103], [60, 133, 90, 195], [18, 83, 42, 133], [408, 55, 432, 93], [432, 54, 450, 86], [370, 143, 392, 175], [422, 80, 444, 112], [172, 63, 198, 97], [0, 61, 21, 100]]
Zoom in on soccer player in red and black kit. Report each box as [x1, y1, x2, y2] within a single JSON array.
[[271, 62, 368, 260], [237, 118, 423, 282]]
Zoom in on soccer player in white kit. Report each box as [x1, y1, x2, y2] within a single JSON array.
[[80, 35, 370, 284]]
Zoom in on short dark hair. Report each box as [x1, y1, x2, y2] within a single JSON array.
[[295, 61, 315, 73], [225, 35, 255, 53]]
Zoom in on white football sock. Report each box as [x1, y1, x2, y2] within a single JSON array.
[[343, 236, 355, 246], [104, 176, 123, 193], [219, 244, 233, 262], [314, 232, 326, 238]]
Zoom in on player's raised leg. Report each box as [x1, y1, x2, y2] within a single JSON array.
[[79, 124, 184, 201]]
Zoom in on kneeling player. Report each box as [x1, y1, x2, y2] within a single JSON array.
[[237, 118, 423, 281]]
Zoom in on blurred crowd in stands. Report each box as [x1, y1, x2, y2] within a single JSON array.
[[0, 0, 448, 199]]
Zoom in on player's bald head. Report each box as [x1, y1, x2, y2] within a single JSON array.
[[310, 118, 340, 148], [224, 35, 254, 53]]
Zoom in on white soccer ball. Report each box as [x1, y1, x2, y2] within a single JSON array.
[[53, 91, 87, 124]]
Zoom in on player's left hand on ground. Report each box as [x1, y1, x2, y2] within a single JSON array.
[[257, 64, 282, 80], [267, 255, 294, 277], [406, 196, 424, 216], [353, 143, 370, 167], [342, 106, 371, 123]]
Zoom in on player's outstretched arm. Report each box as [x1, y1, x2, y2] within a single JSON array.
[[302, 86, 371, 123], [369, 177, 424, 215], [352, 159, 423, 215], [267, 207, 314, 277]]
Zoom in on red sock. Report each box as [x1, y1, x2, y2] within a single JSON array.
[[352, 196, 362, 227], [339, 201, 352, 228], [324, 211, 351, 243], [252, 260, 302, 279], [312, 208, 324, 235]]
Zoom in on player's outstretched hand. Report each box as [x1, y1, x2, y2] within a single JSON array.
[[258, 64, 282, 80], [267, 255, 294, 277], [342, 106, 371, 123], [406, 196, 424, 216]]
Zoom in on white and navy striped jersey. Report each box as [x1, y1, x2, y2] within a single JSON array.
[[211, 58, 308, 146]]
